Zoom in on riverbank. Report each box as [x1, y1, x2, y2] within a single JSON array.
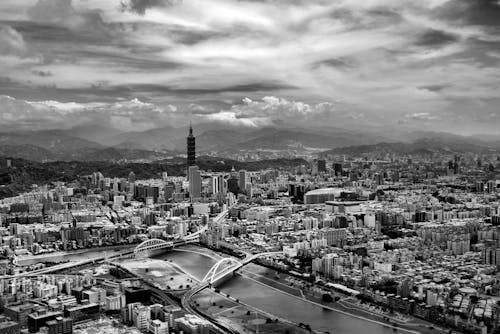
[[152, 248, 310, 333], [239, 264, 446, 334], [158, 247, 407, 334], [193, 288, 311, 334]]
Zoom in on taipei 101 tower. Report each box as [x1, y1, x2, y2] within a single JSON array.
[[187, 124, 196, 167]]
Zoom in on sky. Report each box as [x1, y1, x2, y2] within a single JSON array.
[[0, 0, 499, 134]]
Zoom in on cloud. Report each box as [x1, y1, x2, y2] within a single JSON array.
[[28, 0, 74, 23], [418, 84, 450, 92], [121, 0, 181, 15], [27, 0, 108, 34], [203, 96, 340, 127], [436, 0, 500, 27], [0, 0, 500, 135], [0, 95, 339, 131], [0, 25, 27, 56], [414, 29, 459, 47], [31, 70, 52, 77], [0, 95, 181, 131], [405, 112, 439, 121]]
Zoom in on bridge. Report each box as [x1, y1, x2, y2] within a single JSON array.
[[181, 251, 283, 333], [201, 251, 283, 285], [134, 208, 229, 257]]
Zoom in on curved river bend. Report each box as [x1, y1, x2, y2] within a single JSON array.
[[157, 250, 401, 334]]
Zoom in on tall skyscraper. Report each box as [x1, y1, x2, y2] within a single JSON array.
[[210, 176, 219, 195], [128, 171, 136, 184], [187, 124, 196, 168], [217, 174, 227, 195], [188, 166, 201, 199], [239, 170, 247, 193]]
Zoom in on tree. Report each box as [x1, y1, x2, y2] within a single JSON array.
[[322, 294, 333, 303]]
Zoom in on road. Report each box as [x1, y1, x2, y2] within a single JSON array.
[[1, 250, 134, 279], [4, 208, 230, 279]]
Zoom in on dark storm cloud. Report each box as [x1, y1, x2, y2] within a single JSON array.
[[418, 84, 450, 92], [109, 82, 297, 96], [170, 28, 229, 45], [10, 21, 111, 45], [134, 22, 230, 45], [314, 58, 355, 70], [437, 0, 500, 27], [64, 49, 184, 70], [32, 70, 52, 77], [2, 0, 500, 134], [121, 0, 181, 15], [0, 80, 294, 103], [415, 29, 459, 47]]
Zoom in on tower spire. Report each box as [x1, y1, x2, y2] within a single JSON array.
[[187, 122, 196, 167]]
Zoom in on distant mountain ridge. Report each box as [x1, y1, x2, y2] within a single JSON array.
[[0, 130, 171, 162], [1, 124, 500, 161], [323, 136, 500, 156]]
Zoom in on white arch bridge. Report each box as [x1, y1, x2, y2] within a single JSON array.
[[134, 209, 229, 257], [181, 251, 284, 321], [202, 251, 283, 285], [134, 239, 175, 257]]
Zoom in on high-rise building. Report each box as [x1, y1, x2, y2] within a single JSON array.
[[217, 175, 227, 195], [333, 163, 342, 176], [131, 305, 150, 331], [188, 166, 201, 199], [239, 170, 247, 193], [128, 171, 136, 184], [317, 159, 326, 173], [46, 316, 73, 334], [187, 125, 196, 168], [227, 176, 239, 195], [210, 176, 219, 195]]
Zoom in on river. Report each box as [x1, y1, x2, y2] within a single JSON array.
[[17, 244, 133, 266], [157, 250, 402, 334]]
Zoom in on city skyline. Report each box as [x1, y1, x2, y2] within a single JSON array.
[[3, 2, 500, 334], [0, 0, 499, 135]]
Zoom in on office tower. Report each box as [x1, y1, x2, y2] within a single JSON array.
[[217, 175, 226, 195], [210, 176, 219, 195], [128, 171, 136, 184], [187, 124, 196, 168], [317, 160, 326, 173], [227, 176, 239, 195], [333, 163, 342, 176], [239, 170, 247, 193], [131, 305, 151, 331], [46, 316, 73, 334], [188, 166, 201, 199]]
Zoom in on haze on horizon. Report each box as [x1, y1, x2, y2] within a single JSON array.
[[0, 0, 499, 136]]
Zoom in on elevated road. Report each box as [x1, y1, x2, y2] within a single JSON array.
[[0, 250, 134, 279], [4, 208, 231, 279], [134, 207, 230, 256]]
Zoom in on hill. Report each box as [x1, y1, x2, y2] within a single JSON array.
[[0, 156, 308, 199], [323, 136, 499, 156]]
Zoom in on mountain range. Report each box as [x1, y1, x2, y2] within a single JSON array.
[[1, 124, 500, 162], [323, 132, 500, 156]]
